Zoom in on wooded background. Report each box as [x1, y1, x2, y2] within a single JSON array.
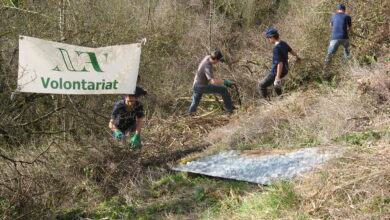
[[1, 0, 389, 219]]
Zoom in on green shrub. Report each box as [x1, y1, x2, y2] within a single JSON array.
[[345, 131, 381, 146]]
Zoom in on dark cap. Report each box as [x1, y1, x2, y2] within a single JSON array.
[[338, 4, 346, 11], [265, 28, 278, 38], [210, 50, 225, 62]]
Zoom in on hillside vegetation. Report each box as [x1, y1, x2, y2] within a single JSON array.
[[0, 0, 390, 219]]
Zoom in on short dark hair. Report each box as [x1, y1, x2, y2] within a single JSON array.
[[123, 87, 148, 99], [123, 94, 136, 99], [270, 32, 279, 39], [210, 50, 223, 61]]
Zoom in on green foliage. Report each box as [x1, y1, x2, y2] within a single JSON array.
[[362, 195, 390, 213], [344, 131, 381, 146], [194, 187, 207, 203], [83, 167, 93, 178], [316, 77, 338, 88], [0, 199, 18, 219], [238, 181, 299, 218], [55, 209, 86, 220], [298, 136, 321, 147], [360, 54, 378, 65], [95, 199, 136, 220], [152, 173, 193, 191], [203, 0, 281, 27], [267, 182, 298, 210], [237, 143, 254, 150], [3, 0, 23, 7]]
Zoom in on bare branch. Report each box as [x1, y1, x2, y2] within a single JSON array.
[[10, 107, 65, 127], [30, 141, 54, 163], [1, 5, 49, 17], [26, 128, 75, 135], [0, 141, 54, 165], [0, 148, 32, 164], [9, 46, 17, 66]]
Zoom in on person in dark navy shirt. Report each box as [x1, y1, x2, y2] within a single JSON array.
[[324, 4, 352, 66], [259, 28, 300, 99], [109, 87, 147, 148]]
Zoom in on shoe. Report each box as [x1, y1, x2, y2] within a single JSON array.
[[188, 112, 196, 117], [226, 105, 237, 114], [259, 98, 271, 105]]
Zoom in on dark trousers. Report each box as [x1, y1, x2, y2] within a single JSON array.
[[116, 120, 137, 134], [259, 73, 282, 98]]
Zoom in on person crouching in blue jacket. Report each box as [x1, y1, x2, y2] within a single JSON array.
[[109, 87, 147, 148]]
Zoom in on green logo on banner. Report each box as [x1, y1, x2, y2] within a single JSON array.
[[52, 48, 104, 72]]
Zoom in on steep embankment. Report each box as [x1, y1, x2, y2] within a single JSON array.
[[198, 60, 390, 219], [78, 1, 390, 218]]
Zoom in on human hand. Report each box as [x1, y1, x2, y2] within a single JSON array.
[[113, 130, 125, 140], [223, 80, 234, 87], [274, 78, 282, 87], [130, 134, 141, 148]]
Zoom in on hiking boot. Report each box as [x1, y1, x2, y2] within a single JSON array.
[[188, 112, 196, 116], [259, 97, 272, 106], [226, 105, 238, 115]]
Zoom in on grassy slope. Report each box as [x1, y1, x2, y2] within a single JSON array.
[[63, 0, 390, 219], [68, 58, 390, 220]]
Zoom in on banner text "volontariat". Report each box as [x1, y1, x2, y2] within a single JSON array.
[[41, 77, 119, 90]]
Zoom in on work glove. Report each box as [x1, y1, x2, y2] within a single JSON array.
[[130, 134, 141, 148], [223, 80, 234, 87], [113, 130, 125, 140], [274, 78, 282, 87]]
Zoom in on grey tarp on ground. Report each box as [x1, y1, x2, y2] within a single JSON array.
[[172, 147, 339, 185]]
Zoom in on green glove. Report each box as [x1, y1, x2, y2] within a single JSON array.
[[113, 130, 124, 140], [223, 80, 234, 87], [130, 134, 141, 148]]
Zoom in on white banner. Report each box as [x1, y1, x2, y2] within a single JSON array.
[[17, 36, 141, 94]]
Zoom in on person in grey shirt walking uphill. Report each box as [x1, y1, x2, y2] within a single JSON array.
[[324, 4, 352, 67], [188, 50, 235, 116]]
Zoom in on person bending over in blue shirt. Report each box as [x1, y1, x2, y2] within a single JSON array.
[[109, 87, 147, 148], [259, 28, 300, 99], [324, 4, 352, 66]]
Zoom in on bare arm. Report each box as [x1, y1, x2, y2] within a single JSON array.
[[210, 78, 225, 85], [135, 118, 143, 135], [109, 119, 118, 132], [289, 50, 299, 57], [276, 62, 283, 79], [289, 50, 301, 61]]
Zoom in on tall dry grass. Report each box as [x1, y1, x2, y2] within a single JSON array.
[[1, 0, 389, 219], [295, 145, 390, 219], [206, 61, 390, 151], [194, 60, 390, 220]]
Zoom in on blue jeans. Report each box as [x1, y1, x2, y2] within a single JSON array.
[[325, 39, 350, 64], [188, 85, 233, 113]]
